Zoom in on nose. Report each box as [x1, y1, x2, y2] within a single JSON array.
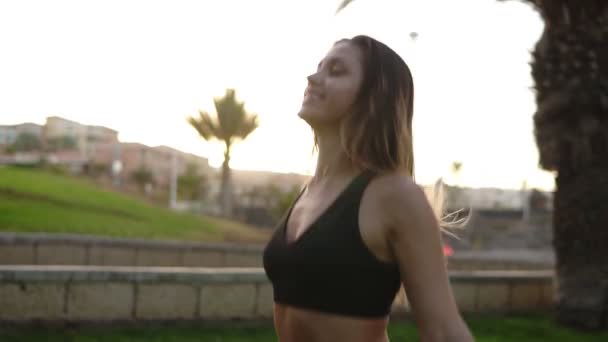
[[306, 71, 322, 86]]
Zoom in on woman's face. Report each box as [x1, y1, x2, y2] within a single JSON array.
[[298, 41, 364, 128]]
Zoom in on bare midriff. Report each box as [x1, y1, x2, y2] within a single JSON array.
[[273, 303, 391, 342]]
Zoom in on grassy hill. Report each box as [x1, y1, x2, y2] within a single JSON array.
[[0, 166, 270, 243]]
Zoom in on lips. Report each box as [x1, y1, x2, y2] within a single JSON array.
[[304, 88, 325, 101]]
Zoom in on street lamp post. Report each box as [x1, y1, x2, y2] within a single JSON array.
[[111, 142, 122, 188], [169, 150, 178, 209]]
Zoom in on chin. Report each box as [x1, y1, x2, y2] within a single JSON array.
[[299, 116, 333, 133], [299, 106, 344, 130], [297, 107, 318, 123]]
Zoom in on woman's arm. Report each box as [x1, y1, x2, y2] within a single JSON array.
[[379, 174, 474, 342]]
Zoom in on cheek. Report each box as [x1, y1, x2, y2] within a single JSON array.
[[329, 83, 360, 114]]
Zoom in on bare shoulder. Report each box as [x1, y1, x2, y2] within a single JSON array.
[[369, 172, 420, 198], [368, 171, 437, 235], [370, 173, 473, 341], [369, 172, 429, 214]]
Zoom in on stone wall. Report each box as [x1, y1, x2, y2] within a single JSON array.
[[0, 266, 555, 323], [0, 266, 272, 322], [0, 233, 263, 267], [0, 233, 555, 270], [446, 249, 554, 271]]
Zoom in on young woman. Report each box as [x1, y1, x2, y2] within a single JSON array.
[[263, 35, 474, 342]]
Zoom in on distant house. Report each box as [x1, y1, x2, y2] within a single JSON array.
[[91, 142, 210, 189], [0, 123, 43, 148], [436, 183, 553, 215], [46, 150, 89, 174], [1, 117, 211, 191], [230, 169, 309, 194], [43, 116, 118, 159]]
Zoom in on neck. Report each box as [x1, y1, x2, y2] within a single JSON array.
[[312, 129, 358, 186]]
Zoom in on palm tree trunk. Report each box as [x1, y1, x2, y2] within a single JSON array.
[[221, 141, 233, 217], [530, 3, 608, 330], [553, 165, 608, 330]]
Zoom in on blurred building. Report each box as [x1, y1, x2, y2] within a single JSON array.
[[43, 116, 118, 158], [230, 169, 309, 195], [92, 142, 210, 189], [434, 183, 554, 252], [443, 185, 552, 210], [1, 117, 210, 191], [0, 123, 43, 147]]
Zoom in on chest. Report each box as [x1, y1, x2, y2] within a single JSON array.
[[285, 194, 336, 243], [283, 187, 394, 264]]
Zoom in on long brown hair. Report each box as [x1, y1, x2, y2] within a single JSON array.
[[337, 35, 415, 177], [331, 35, 467, 233]]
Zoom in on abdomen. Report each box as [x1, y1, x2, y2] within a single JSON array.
[[273, 303, 390, 342]]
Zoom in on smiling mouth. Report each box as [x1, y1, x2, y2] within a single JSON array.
[[304, 89, 325, 101], [304, 93, 323, 102]]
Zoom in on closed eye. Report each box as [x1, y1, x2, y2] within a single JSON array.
[[317, 58, 347, 75], [329, 63, 346, 75]]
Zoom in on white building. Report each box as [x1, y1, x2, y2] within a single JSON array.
[[0, 123, 43, 147], [43, 116, 118, 158]]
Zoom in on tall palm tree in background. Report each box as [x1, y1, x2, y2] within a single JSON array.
[[526, 1, 608, 330], [451, 161, 463, 186], [338, 0, 608, 330], [449, 160, 464, 208], [188, 89, 259, 217]]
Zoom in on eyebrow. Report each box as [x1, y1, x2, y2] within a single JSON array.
[[317, 56, 345, 70]]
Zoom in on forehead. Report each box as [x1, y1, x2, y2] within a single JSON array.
[[320, 41, 362, 66]]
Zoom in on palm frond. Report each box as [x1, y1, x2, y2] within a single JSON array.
[[190, 88, 259, 147], [236, 114, 259, 140], [187, 111, 220, 141], [214, 88, 247, 141]]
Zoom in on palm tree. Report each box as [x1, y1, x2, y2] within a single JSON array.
[[338, 0, 608, 330], [526, 1, 608, 330], [451, 161, 463, 185], [449, 161, 464, 208], [187, 89, 259, 217]]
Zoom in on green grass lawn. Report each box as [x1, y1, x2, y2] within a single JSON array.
[[0, 315, 606, 341], [0, 166, 270, 243]]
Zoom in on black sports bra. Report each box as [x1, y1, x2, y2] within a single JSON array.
[[262, 172, 401, 318]]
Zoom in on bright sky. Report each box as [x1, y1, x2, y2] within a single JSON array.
[[0, 0, 555, 191]]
